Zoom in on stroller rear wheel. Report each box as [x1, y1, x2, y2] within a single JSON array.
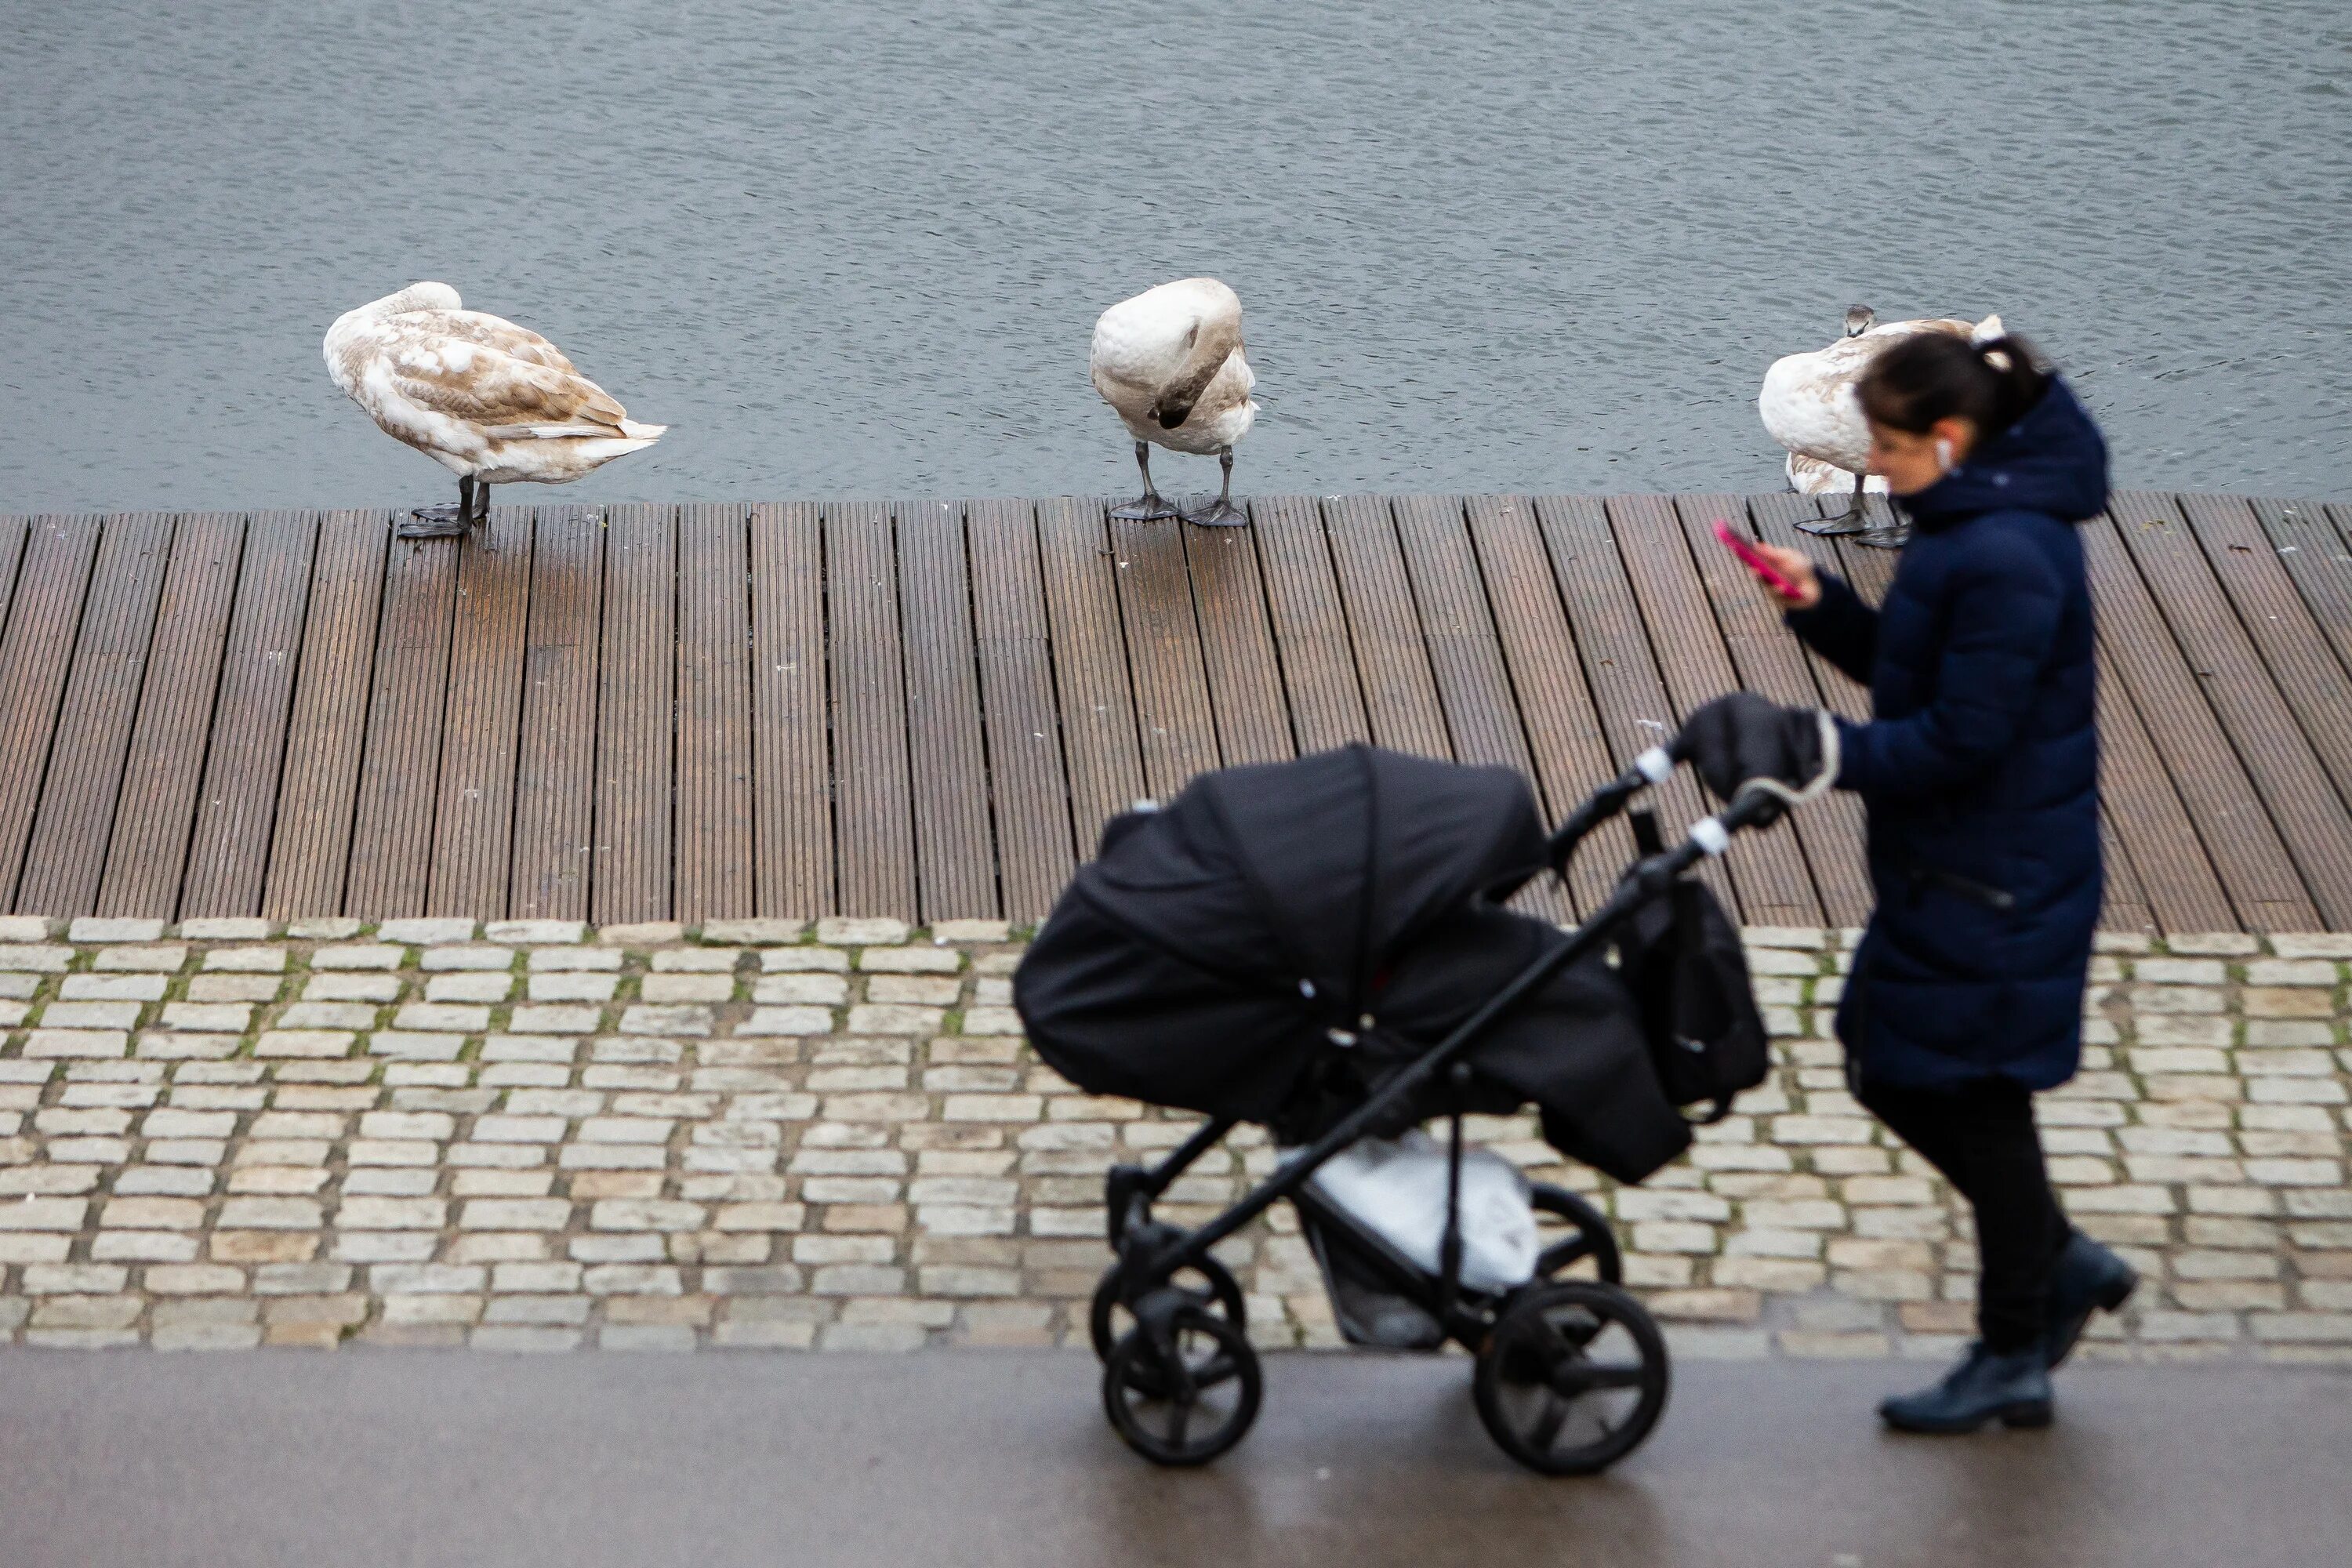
[[1530, 1184, 1624, 1284], [1102, 1306, 1262, 1466], [1473, 1280, 1668, 1475], [1089, 1254, 1247, 1366]]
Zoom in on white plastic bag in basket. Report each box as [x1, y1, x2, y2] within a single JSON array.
[[1300, 1130, 1538, 1294]]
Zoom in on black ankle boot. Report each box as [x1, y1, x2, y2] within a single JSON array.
[[2043, 1232, 2137, 1369], [1878, 1342, 2052, 1435]]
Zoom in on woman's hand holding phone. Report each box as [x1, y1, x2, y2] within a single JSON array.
[[1749, 543, 1820, 608], [1711, 521, 1822, 609]]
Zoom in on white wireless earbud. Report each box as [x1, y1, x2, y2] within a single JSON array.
[[1933, 437, 1954, 473]]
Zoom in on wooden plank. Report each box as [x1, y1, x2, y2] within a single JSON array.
[[1320, 495, 1450, 758], [18, 513, 176, 916], [824, 500, 916, 917], [2088, 660, 2208, 933], [263, 512, 390, 919], [1606, 495, 1820, 928], [674, 502, 755, 923], [97, 512, 246, 919], [749, 502, 831, 917], [1389, 495, 1534, 774], [181, 510, 318, 917], [967, 497, 1075, 921], [895, 498, 997, 920], [2182, 493, 2352, 823], [1529, 495, 1733, 912], [1675, 497, 1868, 928], [0, 517, 100, 909], [593, 503, 679, 924], [0, 518, 29, 623], [2082, 506, 2317, 931], [426, 505, 535, 919], [1463, 495, 1629, 916], [1034, 496, 1145, 855], [2331, 503, 2352, 574], [1247, 495, 1369, 754], [1109, 510, 1221, 798], [1181, 519, 1294, 767], [2251, 497, 2352, 682], [509, 504, 604, 921], [2111, 492, 2352, 928], [1388, 494, 1567, 920], [343, 534, 462, 917]]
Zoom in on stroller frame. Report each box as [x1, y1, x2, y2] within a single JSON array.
[[1092, 752, 1791, 1472]]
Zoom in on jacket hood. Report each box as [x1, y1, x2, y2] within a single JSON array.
[[1902, 375, 2110, 528]]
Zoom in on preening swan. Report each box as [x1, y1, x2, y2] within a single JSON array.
[[1759, 306, 2002, 536], [325, 283, 667, 539], [1090, 278, 1258, 526]]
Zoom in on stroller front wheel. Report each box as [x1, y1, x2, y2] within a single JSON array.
[[1089, 1254, 1247, 1365], [1102, 1306, 1263, 1466], [1473, 1279, 1669, 1476]]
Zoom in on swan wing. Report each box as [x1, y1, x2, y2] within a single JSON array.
[[412, 309, 583, 375], [381, 318, 633, 434]]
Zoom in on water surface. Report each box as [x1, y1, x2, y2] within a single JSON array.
[[2, 0, 2347, 513]]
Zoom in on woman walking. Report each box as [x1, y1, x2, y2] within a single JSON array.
[[1682, 331, 2138, 1432]]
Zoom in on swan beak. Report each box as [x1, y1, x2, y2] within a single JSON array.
[[1154, 398, 1193, 430]]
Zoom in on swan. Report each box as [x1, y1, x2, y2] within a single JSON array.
[[1090, 278, 1258, 526], [325, 282, 667, 538], [1759, 306, 2002, 535]]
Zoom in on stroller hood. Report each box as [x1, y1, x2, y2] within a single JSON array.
[[1074, 745, 1548, 1001], [1015, 746, 1693, 1182]]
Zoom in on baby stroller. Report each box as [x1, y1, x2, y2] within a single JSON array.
[[1014, 735, 1829, 1475]]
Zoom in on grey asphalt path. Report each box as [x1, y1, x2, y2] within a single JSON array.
[[0, 1351, 2345, 1568]]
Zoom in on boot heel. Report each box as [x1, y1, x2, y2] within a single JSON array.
[[2002, 1399, 2053, 1430], [2095, 1267, 2139, 1313]]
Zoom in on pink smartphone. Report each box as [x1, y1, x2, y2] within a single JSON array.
[[1714, 520, 1805, 603]]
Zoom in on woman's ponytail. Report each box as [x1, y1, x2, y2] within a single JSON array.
[[1858, 329, 2051, 438]]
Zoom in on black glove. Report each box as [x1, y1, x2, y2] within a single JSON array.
[[1674, 692, 1825, 806]]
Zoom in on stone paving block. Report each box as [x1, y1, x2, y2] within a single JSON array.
[[699, 920, 805, 946], [380, 919, 479, 945], [485, 921, 587, 945], [763, 948, 850, 973], [68, 918, 165, 943]]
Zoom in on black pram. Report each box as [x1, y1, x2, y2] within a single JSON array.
[[1015, 739, 1820, 1474]]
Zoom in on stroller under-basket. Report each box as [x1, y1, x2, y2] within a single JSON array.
[[1014, 736, 1827, 1475]]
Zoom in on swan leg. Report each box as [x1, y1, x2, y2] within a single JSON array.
[[1109, 441, 1180, 521], [1796, 470, 1871, 536], [472, 478, 492, 526], [1853, 472, 1911, 548], [401, 474, 474, 539], [1181, 447, 1247, 527]]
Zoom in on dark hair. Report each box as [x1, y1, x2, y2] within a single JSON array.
[[1857, 331, 2049, 437]]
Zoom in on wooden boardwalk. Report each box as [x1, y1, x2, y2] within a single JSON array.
[[0, 492, 2346, 931]]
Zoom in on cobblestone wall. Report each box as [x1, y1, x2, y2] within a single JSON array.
[[0, 915, 2346, 1359]]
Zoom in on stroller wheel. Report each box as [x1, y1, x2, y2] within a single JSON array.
[[1474, 1280, 1669, 1476], [1530, 1184, 1624, 1284], [1089, 1254, 1247, 1367], [1102, 1307, 1263, 1467]]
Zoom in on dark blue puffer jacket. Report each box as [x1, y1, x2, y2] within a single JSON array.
[[1787, 377, 2108, 1091]]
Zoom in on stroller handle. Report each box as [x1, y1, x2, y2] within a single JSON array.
[[1544, 741, 1793, 876], [1543, 745, 1675, 871]]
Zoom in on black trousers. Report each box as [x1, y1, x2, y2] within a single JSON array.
[[1854, 1078, 2071, 1353]]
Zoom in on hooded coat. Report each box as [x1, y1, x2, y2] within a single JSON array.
[[1786, 377, 2110, 1091]]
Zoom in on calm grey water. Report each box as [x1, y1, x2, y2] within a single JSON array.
[[3, 0, 2348, 515]]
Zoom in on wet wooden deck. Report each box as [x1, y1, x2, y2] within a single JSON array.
[[0, 492, 2347, 931]]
